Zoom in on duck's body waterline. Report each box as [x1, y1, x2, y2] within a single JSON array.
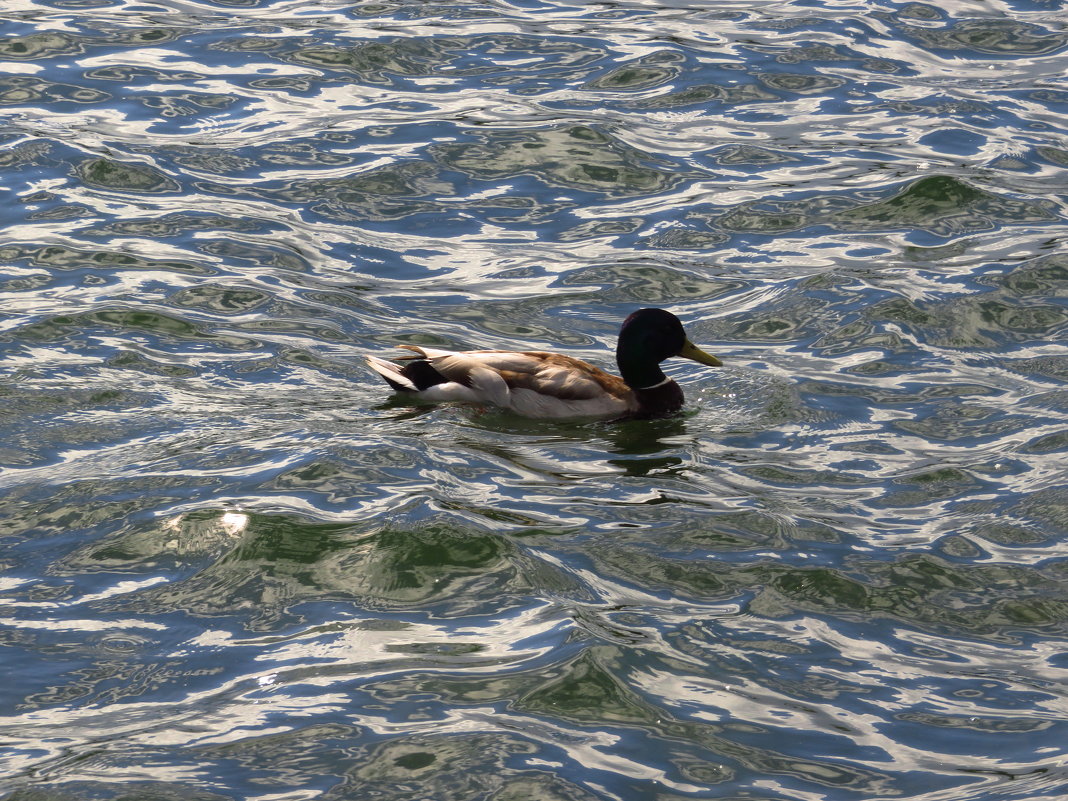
[[365, 308, 721, 419]]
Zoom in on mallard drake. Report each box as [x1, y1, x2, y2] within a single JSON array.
[[365, 307, 721, 419]]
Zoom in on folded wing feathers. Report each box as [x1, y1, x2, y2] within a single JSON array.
[[523, 361, 605, 400], [369, 346, 631, 416]]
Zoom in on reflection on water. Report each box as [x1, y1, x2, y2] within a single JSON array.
[[2, 0, 1068, 799]]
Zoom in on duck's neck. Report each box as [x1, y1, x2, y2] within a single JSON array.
[[617, 350, 668, 391], [631, 379, 684, 417]]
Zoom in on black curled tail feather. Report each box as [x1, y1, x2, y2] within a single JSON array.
[[400, 360, 449, 391]]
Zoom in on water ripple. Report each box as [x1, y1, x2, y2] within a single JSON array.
[[2, 0, 1068, 798]]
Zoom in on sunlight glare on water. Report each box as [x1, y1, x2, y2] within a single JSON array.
[[1, 0, 1068, 799]]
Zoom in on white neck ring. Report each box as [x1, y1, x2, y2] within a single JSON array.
[[635, 376, 671, 391]]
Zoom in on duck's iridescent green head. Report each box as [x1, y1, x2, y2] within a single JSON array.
[[616, 308, 721, 389]]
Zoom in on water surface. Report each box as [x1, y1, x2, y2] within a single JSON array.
[[2, 0, 1068, 799]]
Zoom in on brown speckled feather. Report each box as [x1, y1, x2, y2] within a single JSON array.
[[496, 352, 631, 401]]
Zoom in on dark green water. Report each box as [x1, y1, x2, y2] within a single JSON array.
[[2, 0, 1068, 799]]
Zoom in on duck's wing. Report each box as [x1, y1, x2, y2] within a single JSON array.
[[371, 347, 635, 418], [490, 351, 625, 399]]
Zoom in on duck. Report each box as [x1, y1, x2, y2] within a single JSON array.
[[364, 307, 721, 420]]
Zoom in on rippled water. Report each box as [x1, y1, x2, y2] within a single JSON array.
[[2, 0, 1068, 798]]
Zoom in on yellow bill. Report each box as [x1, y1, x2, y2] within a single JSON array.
[[679, 339, 722, 367]]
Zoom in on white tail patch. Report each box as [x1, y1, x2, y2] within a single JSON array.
[[418, 382, 480, 402]]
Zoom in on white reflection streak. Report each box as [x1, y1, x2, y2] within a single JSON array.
[[2, 604, 564, 776], [0, 424, 311, 491], [0, 616, 165, 631], [220, 511, 249, 536], [73, 576, 171, 605], [350, 704, 705, 796], [75, 51, 275, 75], [701, 614, 1068, 773], [258, 606, 559, 669], [0, 680, 349, 777]]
